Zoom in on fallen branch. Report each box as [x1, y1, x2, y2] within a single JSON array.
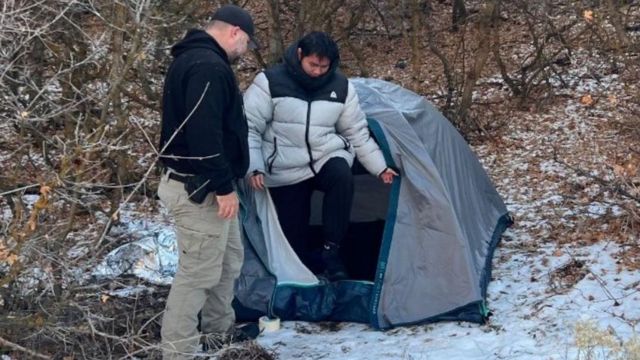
[[586, 267, 621, 306], [553, 150, 640, 203], [0, 335, 51, 359], [70, 302, 128, 342], [0, 183, 41, 197]]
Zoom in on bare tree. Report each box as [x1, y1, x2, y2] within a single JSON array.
[[456, 0, 499, 131], [260, 0, 370, 73], [265, 0, 286, 64], [452, 0, 467, 31], [0, 0, 214, 356]]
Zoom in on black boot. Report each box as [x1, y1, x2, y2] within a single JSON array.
[[322, 243, 348, 281], [230, 322, 261, 342]]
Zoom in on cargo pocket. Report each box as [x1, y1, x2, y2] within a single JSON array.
[[157, 177, 184, 210], [174, 220, 226, 277]]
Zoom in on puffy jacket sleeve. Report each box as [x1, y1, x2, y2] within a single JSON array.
[[336, 81, 387, 176], [243, 72, 273, 176]]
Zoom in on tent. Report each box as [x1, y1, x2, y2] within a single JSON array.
[[233, 78, 512, 329]]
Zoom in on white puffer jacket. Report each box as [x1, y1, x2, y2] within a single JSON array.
[[244, 67, 387, 187]]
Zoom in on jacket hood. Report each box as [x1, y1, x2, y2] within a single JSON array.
[[283, 41, 340, 92], [171, 29, 229, 63]]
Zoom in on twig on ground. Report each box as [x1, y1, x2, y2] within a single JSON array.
[[586, 268, 621, 306], [136, 310, 164, 336], [0, 183, 41, 197], [0, 334, 51, 359], [553, 150, 640, 203]]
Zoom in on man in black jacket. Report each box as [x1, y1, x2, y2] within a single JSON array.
[[157, 5, 258, 358]]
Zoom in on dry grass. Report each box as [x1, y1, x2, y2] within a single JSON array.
[[574, 320, 640, 360]]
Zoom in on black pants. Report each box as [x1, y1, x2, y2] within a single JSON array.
[[269, 157, 354, 263]]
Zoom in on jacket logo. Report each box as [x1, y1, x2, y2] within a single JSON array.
[[330, 91, 337, 99]]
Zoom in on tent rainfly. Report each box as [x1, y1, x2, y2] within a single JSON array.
[[233, 78, 512, 329]]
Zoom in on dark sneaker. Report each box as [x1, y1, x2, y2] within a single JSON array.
[[322, 244, 348, 281], [229, 322, 260, 342]]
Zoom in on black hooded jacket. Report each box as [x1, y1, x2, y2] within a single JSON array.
[[159, 29, 249, 195], [278, 41, 341, 93]]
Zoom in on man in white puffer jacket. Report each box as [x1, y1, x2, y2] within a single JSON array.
[[244, 32, 397, 280]]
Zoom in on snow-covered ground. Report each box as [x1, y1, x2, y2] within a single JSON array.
[[251, 240, 639, 360], [253, 221, 638, 360]]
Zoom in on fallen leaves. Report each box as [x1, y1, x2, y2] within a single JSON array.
[[613, 164, 627, 177], [580, 94, 595, 106], [25, 184, 52, 233], [583, 10, 594, 23], [0, 242, 18, 265]]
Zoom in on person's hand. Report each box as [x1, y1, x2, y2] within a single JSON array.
[[216, 192, 239, 219], [249, 172, 265, 190], [379, 167, 399, 184]]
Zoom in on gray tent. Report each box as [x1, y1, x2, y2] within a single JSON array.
[[233, 78, 511, 329]]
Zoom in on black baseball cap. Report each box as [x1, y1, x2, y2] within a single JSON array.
[[212, 4, 260, 49]]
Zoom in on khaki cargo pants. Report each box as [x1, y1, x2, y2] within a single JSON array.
[[158, 171, 243, 359]]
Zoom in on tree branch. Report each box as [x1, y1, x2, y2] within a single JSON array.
[[554, 151, 640, 203], [0, 335, 51, 359]]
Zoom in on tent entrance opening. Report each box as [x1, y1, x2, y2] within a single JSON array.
[[308, 161, 391, 281]]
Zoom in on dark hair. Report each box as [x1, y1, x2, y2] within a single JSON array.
[[298, 31, 339, 63]]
